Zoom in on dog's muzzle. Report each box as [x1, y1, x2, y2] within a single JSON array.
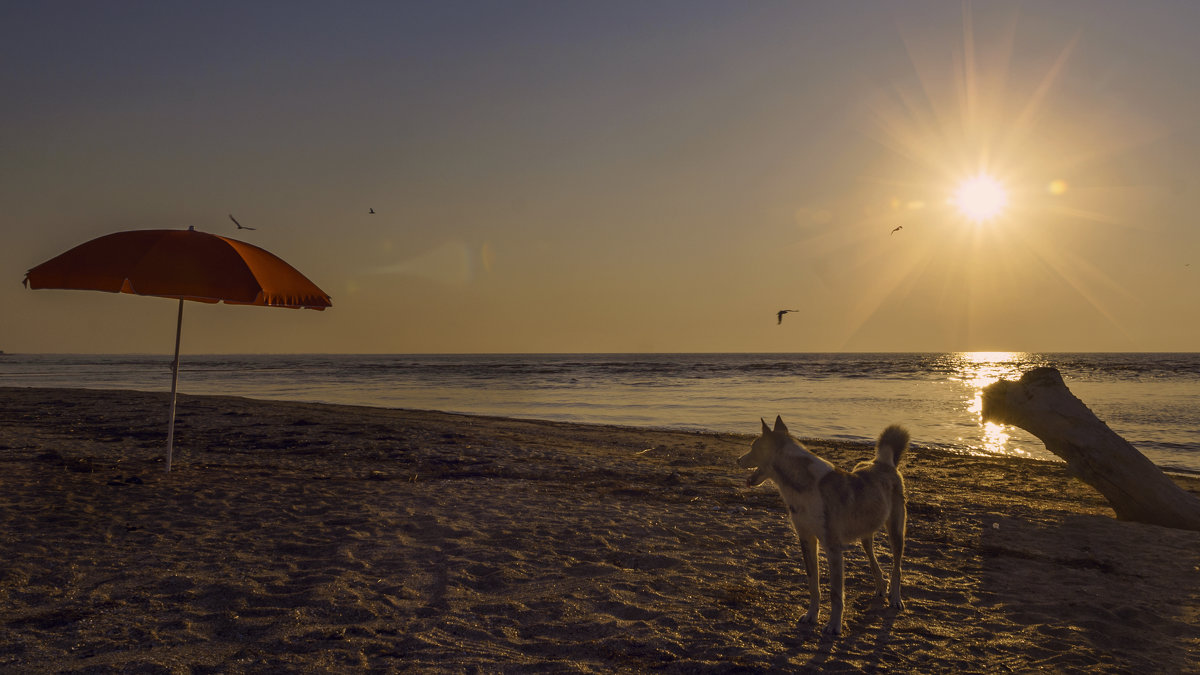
[[744, 466, 768, 487]]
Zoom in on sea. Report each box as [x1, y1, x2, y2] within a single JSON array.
[[1, 352, 1198, 475]]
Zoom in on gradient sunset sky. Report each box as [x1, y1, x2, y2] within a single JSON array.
[[3, 1, 1198, 354]]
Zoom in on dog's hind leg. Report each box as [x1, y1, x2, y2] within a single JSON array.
[[797, 535, 821, 626], [861, 535, 887, 598], [823, 545, 845, 635], [886, 500, 906, 611]]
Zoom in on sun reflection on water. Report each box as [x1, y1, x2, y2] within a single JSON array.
[[949, 351, 1043, 459]]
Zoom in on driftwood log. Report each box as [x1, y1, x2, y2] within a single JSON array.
[[981, 367, 1200, 531]]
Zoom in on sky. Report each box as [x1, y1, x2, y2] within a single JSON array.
[[2, 1, 1198, 354]]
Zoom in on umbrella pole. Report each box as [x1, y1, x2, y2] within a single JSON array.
[[165, 298, 184, 472]]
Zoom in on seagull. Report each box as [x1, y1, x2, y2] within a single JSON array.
[[777, 309, 799, 325], [229, 214, 256, 231], [890, 225, 903, 235], [369, 208, 375, 214]]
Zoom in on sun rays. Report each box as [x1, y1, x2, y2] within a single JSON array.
[[812, 5, 1158, 350]]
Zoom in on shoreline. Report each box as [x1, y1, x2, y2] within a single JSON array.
[[2, 386, 1199, 672], [6, 352, 1200, 476], [12, 380, 1200, 481]]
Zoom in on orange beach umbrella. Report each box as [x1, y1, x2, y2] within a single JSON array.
[[24, 227, 331, 471]]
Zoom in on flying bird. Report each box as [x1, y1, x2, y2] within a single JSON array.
[[229, 214, 256, 231], [369, 208, 375, 214], [890, 225, 903, 235], [777, 309, 799, 325]]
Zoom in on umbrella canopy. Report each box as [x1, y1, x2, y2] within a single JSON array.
[[24, 227, 331, 471], [23, 227, 331, 309]]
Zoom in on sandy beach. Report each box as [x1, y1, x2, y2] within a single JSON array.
[[1, 386, 1198, 673]]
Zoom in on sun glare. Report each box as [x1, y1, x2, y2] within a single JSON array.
[[953, 175, 1008, 223]]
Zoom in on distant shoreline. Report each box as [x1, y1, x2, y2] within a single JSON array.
[[4, 383, 1199, 480]]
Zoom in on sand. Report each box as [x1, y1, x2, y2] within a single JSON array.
[[1, 386, 1199, 673]]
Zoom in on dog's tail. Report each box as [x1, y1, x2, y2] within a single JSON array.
[[875, 425, 910, 467]]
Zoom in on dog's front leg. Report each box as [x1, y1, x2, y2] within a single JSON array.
[[797, 535, 821, 626], [823, 546, 845, 636]]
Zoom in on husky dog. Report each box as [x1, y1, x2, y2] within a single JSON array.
[[738, 416, 909, 635]]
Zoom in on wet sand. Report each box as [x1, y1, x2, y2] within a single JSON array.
[[1, 386, 1198, 673]]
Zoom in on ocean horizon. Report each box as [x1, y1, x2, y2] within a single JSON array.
[[3, 352, 1198, 474]]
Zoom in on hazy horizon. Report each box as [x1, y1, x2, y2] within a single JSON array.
[[4, 2, 1199, 355], [5, 349, 1199, 358]]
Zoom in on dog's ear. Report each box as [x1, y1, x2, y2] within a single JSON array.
[[773, 415, 788, 435], [761, 417, 771, 435]]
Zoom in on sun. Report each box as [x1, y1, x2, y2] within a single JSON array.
[[953, 175, 1008, 223]]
